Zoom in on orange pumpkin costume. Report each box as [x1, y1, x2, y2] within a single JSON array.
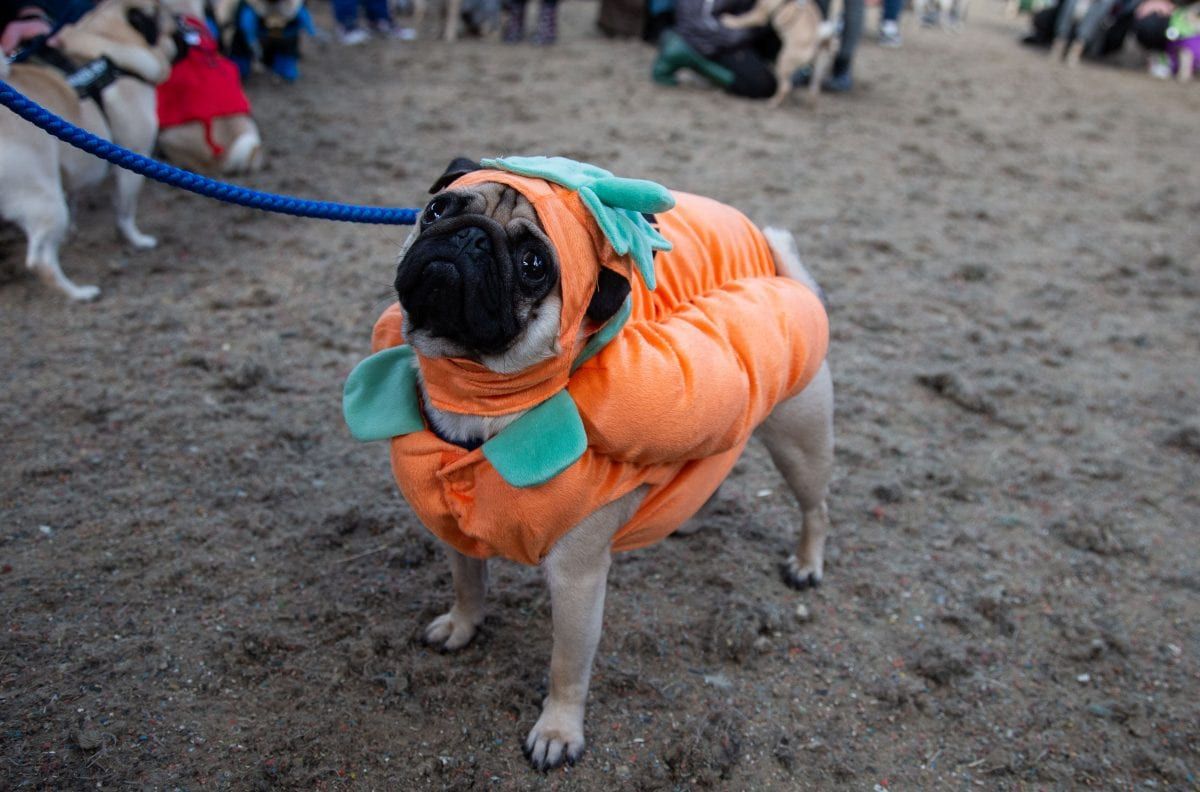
[[344, 158, 829, 566]]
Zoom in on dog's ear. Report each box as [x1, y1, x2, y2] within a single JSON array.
[[429, 157, 481, 194], [586, 268, 632, 324]]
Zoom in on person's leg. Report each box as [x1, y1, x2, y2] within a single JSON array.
[[1075, 0, 1118, 55], [502, 0, 527, 41], [879, 0, 902, 46], [1052, 0, 1078, 51], [652, 29, 735, 87], [1023, 0, 1059, 45], [331, 0, 361, 29], [532, 0, 558, 44], [363, 0, 392, 24], [711, 47, 778, 97], [828, 0, 864, 90]]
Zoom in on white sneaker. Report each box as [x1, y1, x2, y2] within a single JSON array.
[[339, 26, 369, 45], [1148, 56, 1172, 79], [879, 20, 902, 46]]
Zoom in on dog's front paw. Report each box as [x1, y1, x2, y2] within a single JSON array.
[[524, 702, 585, 771], [68, 284, 102, 302], [782, 554, 823, 590], [423, 609, 481, 651], [119, 227, 158, 250]]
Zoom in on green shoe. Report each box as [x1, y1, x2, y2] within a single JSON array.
[[652, 30, 734, 89]]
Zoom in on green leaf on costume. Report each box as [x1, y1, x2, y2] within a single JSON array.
[[342, 344, 425, 441]]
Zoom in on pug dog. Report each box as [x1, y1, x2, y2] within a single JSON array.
[[156, 0, 264, 174], [720, 0, 840, 107], [357, 158, 834, 770], [0, 0, 179, 300]]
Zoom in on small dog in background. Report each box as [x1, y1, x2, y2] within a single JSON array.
[[1164, 3, 1200, 80], [157, 0, 264, 173], [0, 0, 179, 300], [213, 0, 315, 81], [720, 0, 840, 107]]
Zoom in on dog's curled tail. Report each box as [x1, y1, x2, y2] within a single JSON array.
[[764, 226, 827, 306]]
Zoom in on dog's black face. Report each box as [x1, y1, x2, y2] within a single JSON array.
[[396, 190, 561, 358]]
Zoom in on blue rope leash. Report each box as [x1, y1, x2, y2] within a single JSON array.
[[0, 78, 419, 225]]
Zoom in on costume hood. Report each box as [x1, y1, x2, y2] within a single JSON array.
[[413, 158, 675, 418]]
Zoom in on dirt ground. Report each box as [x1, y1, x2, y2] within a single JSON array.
[[2, 0, 1199, 788]]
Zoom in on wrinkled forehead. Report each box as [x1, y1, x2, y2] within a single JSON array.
[[449, 183, 542, 228], [447, 170, 604, 252], [447, 169, 608, 339]]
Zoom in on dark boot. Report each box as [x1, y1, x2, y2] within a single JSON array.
[[651, 29, 734, 88], [502, 0, 525, 42], [532, 1, 557, 44]]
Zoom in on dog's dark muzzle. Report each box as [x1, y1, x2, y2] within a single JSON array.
[[395, 216, 520, 354]]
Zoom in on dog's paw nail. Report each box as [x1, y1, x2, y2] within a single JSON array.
[[781, 557, 823, 590], [525, 717, 584, 770]]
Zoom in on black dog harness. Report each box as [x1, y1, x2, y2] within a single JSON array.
[[9, 8, 188, 119]]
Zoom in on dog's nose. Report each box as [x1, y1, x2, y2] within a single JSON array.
[[450, 226, 492, 256]]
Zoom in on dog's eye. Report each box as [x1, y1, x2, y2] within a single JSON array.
[[520, 250, 547, 284], [422, 197, 450, 226]]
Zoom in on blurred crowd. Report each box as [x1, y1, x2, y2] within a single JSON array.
[[1, 0, 1194, 164], [1020, 0, 1200, 78]]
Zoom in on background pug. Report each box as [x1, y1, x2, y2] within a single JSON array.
[[156, 0, 264, 174], [364, 157, 833, 770], [0, 0, 179, 300]]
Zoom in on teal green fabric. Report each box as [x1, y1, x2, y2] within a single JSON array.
[[342, 293, 632, 486], [572, 295, 632, 372], [343, 345, 425, 441], [481, 390, 588, 488], [479, 156, 674, 290]]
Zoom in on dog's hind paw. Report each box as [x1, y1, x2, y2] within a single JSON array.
[[120, 228, 158, 250], [68, 284, 102, 302], [524, 704, 585, 771], [423, 609, 480, 651], [782, 554, 823, 590]]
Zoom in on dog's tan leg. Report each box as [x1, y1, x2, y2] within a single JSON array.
[[758, 227, 833, 586], [757, 363, 834, 589], [424, 548, 488, 650], [768, 52, 805, 108], [24, 199, 100, 301], [808, 48, 831, 99], [525, 489, 644, 771], [105, 81, 159, 249], [1179, 50, 1194, 82]]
